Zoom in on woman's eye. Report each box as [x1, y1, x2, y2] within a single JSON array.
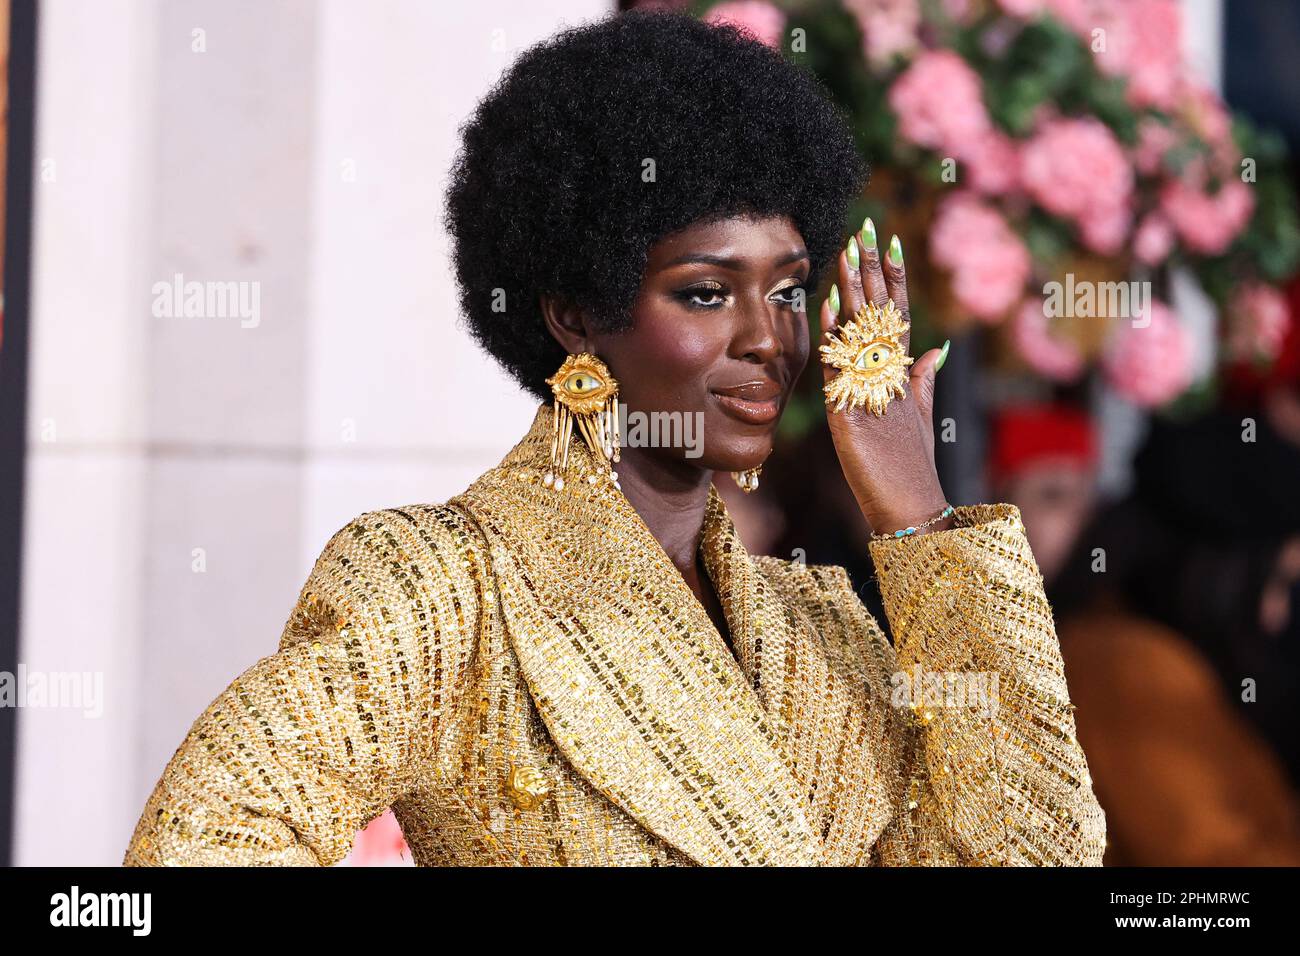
[[854, 341, 894, 369], [677, 287, 727, 308], [770, 285, 807, 306]]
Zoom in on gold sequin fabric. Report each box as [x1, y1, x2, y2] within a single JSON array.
[[123, 403, 1106, 866]]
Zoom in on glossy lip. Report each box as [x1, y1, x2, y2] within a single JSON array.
[[709, 379, 784, 426]]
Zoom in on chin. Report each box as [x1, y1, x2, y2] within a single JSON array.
[[700, 416, 779, 473]]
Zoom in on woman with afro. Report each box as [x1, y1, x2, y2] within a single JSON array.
[[126, 10, 1106, 867]]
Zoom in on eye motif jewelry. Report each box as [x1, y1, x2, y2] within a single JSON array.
[[820, 299, 913, 416], [544, 352, 621, 492]]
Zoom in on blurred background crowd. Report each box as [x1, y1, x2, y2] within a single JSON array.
[[2, 0, 1298, 866]]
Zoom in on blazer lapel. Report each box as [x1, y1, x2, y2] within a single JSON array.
[[453, 405, 820, 866], [698, 483, 905, 862]]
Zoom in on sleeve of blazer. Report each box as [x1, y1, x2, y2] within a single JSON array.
[[868, 504, 1107, 866], [122, 506, 482, 866]]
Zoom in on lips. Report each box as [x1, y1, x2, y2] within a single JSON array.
[[710, 379, 783, 425]]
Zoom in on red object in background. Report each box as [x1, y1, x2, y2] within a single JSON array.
[[988, 405, 1098, 486], [1224, 274, 1300, 402]]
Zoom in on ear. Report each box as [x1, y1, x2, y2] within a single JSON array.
[[540, 293, 594, 356]]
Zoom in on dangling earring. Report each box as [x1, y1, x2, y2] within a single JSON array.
[[731, 465, 761, 493], [544, 352, 621, 492]]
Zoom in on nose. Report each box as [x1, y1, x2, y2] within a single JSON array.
[[733, 296, 784, 365]]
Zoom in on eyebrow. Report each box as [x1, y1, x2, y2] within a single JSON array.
[[661, 249, 810, 269]]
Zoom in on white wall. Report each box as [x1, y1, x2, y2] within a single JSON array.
[[17, 0, 607, 866]]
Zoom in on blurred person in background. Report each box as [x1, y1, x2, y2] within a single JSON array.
[[994, 398, 1300, 866]]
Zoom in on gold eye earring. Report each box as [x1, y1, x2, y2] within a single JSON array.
[[544, 352, 621, 491]]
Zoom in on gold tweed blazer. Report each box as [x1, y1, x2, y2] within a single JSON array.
[[124, 404, 1107, 866]]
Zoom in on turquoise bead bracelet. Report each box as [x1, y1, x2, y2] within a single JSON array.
[[873, 504, 955, 541]]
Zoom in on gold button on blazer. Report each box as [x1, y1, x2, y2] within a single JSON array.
[[124, 405, 1107, 866]]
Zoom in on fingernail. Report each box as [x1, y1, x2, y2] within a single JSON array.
[[828, 283, 840, 316], [889, 234, 903, 266], [936, 338, 951, 372], [846, 236, 859, 269], [862, 217, 877, 250]]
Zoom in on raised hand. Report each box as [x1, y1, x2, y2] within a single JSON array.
[[818, 218, 954, 537]]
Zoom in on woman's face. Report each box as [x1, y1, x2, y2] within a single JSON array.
[[589, 213, 812, 475]]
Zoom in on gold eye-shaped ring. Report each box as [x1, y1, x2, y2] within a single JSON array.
[[854, 341, 895, 370], [819, 299, 913, 416]]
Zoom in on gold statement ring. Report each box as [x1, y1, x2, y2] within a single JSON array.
[[820, 299, 913, 416]]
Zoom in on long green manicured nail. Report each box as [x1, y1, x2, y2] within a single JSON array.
[[889, 234, 903, 266], [846, 236, 860, 269], [828, 283, 840, 316], [936, 338, 951, 372], [862, 217, 877, 249]]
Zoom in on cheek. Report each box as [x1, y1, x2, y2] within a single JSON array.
[[609, 308, 726, 408], [789, 316, 811, 374]]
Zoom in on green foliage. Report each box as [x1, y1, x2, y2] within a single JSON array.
[[785, 0, 896, 164]]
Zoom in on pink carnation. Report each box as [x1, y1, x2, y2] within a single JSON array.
[[1079, 203, 1132, 256], [1134, 118, 1179, 176], [941, 0, 978, 23], [931, 194, 1031, 322], [1228, 283, 1292, 362], [1102, 300, 1194, 407], [1000, 0, 1115, 41], [703, 1, 786, 48], [1013, 298, 1086, 382], [1159, 176, 1255, 256], [1098, 0, 1183, 111], [1021, 117, 1134, 253], [1181, 84, 1240, 169], [996, 0, 1042, 14], [888, 50, 991, 153], [1133, 212, 1175, 265], [846, 0, 919, 67], [964, 130, 1021, 195], [1182, 84, 1233, 149]]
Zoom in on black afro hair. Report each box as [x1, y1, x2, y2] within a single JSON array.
[[443, 9, 866, 400]]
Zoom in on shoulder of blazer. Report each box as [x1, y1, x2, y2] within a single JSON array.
[[280, 503, 491, 678]]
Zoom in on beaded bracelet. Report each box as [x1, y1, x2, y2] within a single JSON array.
[[872, 504, 955, 541]]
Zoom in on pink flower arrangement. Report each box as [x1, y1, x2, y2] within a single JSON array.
[[1096, 0, 1183, 111], [846, 0, 919, 67], [888, 50, 991, 153], [1133, 212, 1175, 266], [930, 193, 1031, 321], [964, 130, 1021, 195], [1134, 118, 1178, 176], [1102, 300, 1195, 407], [1020, 117, 1133, 254], [1013, 299, 1086, 382], [735, 0, 1297, 407], [1159, 175, 1255, 256], [1228, 283, 1292, 362], [703, 0, 786, 48]]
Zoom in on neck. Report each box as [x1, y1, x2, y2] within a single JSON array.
[[614, 443, 713, 575]]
